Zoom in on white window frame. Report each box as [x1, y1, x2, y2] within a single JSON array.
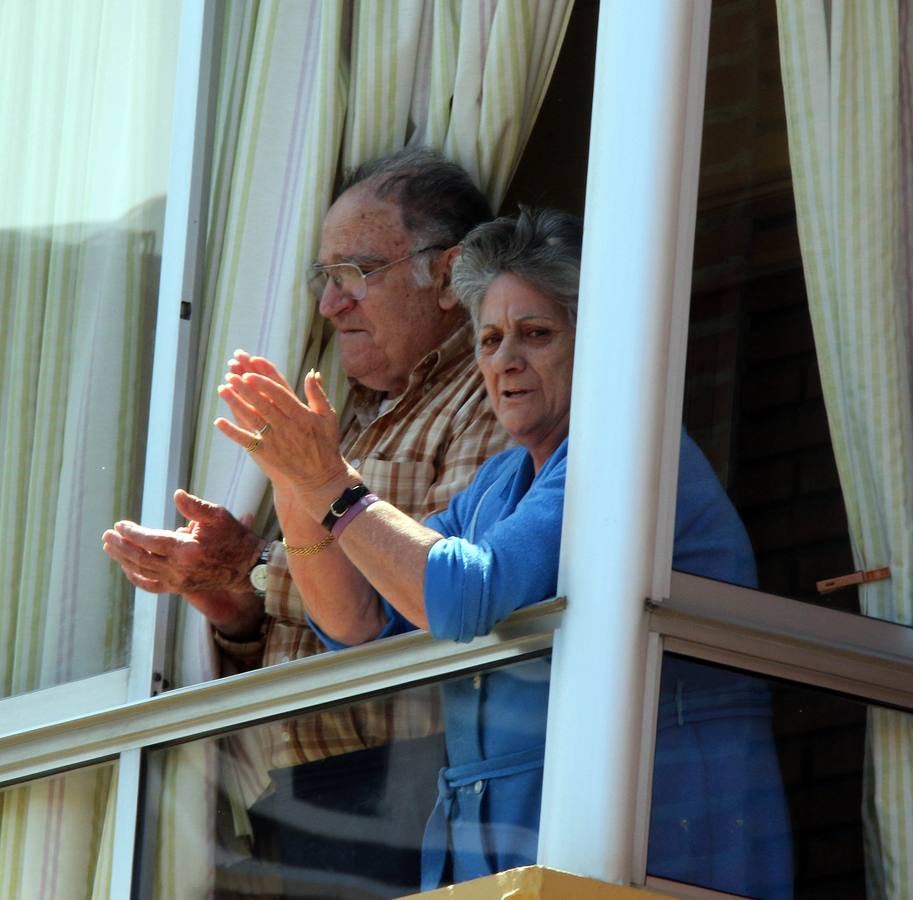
[[541, 0, 913, 893], [0, 0, 218, 734], [4, 3, 913, 899], [539, 0, 713, 880]]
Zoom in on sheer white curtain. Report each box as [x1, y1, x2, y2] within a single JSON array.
[[152, 1, 573, 895], [0, 1, 180, 897], [777, 1, 913, 895], [0, 0, 178, 694]]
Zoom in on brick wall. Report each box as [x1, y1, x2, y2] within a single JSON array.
[[687, 0, 857, 614], [689, 3, 866, 896]]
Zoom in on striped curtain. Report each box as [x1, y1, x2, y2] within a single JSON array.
[[152, 1, 573, 896], [777, 1, 913, 895], [0, 1, 179, 897], [0, 765, 117, 900], [0, 0, 178, 694]]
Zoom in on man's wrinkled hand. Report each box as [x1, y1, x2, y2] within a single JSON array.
[[102, 489, 266, 635]]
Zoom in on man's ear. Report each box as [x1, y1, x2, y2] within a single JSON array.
[[437, 244, 463, 311]]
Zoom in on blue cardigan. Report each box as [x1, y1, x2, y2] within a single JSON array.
[[318, 432, 791, 894]]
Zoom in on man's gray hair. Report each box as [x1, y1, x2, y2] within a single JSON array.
[[341, 148, 493, 249], [452, 207, 583, 332]]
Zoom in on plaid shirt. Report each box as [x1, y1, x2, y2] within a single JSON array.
[[219, 323, 511, 793]]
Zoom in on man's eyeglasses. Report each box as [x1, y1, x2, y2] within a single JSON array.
[[309, 245, 447, 301]]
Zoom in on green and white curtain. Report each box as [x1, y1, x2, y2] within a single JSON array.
[[0, 0, 180, 897], [777, 1, 913, 895], [0, 0, 178, 695]]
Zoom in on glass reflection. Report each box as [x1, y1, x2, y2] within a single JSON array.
[[0, 761, 117, 899], [139, 657, 550, 899], [684, 0, 878, 620], [0, 2, 180, 698], [649, 655, 792, 898], [648, 653, 911, 898]]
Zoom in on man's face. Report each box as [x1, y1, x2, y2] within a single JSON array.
[[316, 186, 451, 397]]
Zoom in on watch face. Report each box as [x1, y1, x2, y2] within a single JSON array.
[[249, 563, 269, 594]]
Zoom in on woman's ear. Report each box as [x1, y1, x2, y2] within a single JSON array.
[[437, 245, 463, 311]]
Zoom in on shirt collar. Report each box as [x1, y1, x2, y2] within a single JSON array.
[[349, 321, 475, 426]]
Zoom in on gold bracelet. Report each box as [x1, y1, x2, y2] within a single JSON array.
[[282, 534, 335, 557]]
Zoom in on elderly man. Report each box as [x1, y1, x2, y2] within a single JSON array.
[[103, 148, 511, 894]]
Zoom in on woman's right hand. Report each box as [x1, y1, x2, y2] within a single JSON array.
[[215, 353, 359, 521]]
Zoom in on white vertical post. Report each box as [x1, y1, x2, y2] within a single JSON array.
[[110, 2, 221, 897], [127, 0, 220, 703], [538, 0, 710, 883]]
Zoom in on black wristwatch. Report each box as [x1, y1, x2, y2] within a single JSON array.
[[321, 483, 370, 532], [248, 544, 272, 598]]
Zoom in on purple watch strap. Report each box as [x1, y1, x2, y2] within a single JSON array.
[[331, 493, 380, 538]]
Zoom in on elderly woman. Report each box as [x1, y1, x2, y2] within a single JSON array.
[[216, 208, 787, 891]]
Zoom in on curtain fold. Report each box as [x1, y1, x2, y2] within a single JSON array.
[[0, 765, 117, 900], [153, 0, 573, 894], [0, 1, 179, 897], [0, 2, 177, 693], [777, 1, 913, 895]]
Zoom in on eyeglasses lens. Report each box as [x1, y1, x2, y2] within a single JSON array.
[[310, 264, 367, 301]]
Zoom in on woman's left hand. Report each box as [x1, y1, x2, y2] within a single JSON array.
[[215, 351, 350, 499]]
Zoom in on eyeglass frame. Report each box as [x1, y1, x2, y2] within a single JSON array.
[[309, 245, 449, 301]]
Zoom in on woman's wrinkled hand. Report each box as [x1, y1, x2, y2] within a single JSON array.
[[215, 351, 350, 497]]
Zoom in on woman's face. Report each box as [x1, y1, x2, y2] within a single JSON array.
[[477, 274, 575, 471]]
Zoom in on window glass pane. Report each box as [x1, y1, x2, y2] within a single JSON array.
[[139, 656, 551, 898], [0, 1, 180, 699], [648, 652, 909, 898], [681, 0, 866, 614], [0, 761, 118, 898]]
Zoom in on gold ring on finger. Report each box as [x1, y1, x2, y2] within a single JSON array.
[[246, 435, 263, 454], [257, 422, 272, 437]]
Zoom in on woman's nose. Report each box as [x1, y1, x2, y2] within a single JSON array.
[[491, 337, 525, 372], [318, 283, 358, 318]]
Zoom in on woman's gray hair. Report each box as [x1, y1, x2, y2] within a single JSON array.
[[452, 207, 583, 332]]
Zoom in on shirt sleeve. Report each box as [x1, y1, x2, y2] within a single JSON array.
[[423, 452, 567, 643], [309, 450, 536, 649], [263, 541, 305, 623], [261, 384, 511, 636], [306, 473, 482, 650]]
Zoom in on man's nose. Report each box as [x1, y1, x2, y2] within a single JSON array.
[[318, 283, 358, 318]]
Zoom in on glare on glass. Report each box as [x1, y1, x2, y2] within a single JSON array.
[[138, 657, 550, 898]]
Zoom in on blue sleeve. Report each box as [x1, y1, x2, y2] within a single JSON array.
[[674, 431, 758, 588], [307, 604, 411, 651], [308, 453, 519, 648], [421, 449, 516, 536], [424, 451, 567, 643]]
